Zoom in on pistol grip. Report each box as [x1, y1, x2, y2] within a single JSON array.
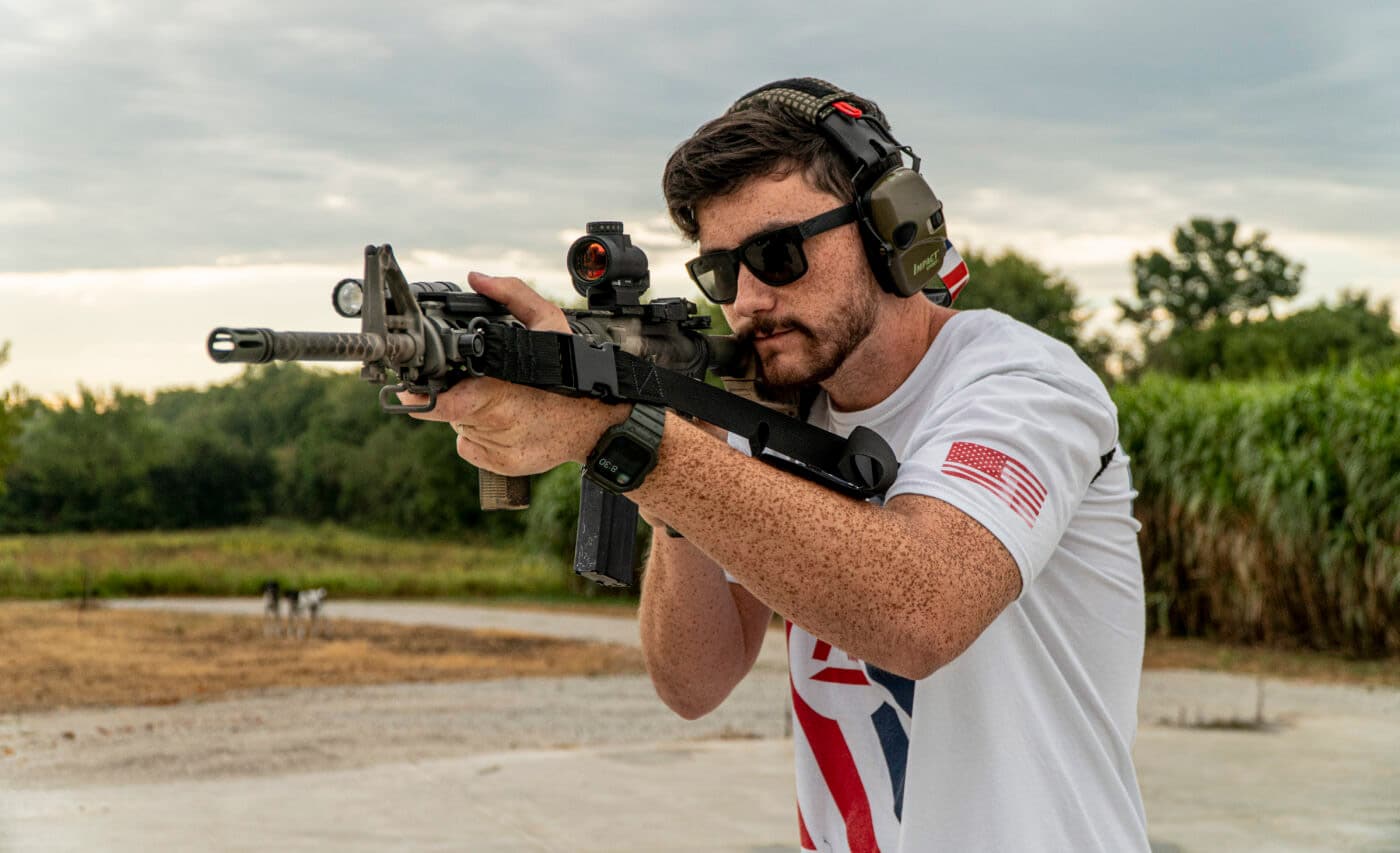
[[479, 471, 531, 510]]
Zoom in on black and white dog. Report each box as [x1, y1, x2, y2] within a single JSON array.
[[261, 582, 329, 639], [283, 587, 329, 639], [261, 580, 282, 636], [300, 587, 328, 639]]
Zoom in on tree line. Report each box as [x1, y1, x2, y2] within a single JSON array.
[[0, 216, 1396, 540], [0, 363, 517, 536], [957, 217, 1399, 380]]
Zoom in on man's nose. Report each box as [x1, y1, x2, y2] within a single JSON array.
[[730, 265, 778, 319]]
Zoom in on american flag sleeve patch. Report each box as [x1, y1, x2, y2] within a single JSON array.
[[940, 441, 1047, 526]]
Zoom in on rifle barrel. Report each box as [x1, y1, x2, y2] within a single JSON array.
[[207, 327, 419, 364]]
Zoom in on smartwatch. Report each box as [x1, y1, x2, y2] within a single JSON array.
[[583, 403, 666, 494]]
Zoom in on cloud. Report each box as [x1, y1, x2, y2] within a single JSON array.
[[0, 245, 580, 397], [2, 0, 1396, 394]]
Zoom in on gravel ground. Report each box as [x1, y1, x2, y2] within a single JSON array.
[[3, 599, 1398, 852], [2, 599, 793, 789], [0, 673, 791, 788]]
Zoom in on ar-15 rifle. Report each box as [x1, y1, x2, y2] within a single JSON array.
[[207, 222, 897, 587]]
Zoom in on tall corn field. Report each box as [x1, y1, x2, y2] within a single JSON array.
[[1113, 367, 1400, 656]]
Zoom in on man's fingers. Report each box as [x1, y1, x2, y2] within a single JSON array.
[[455, 433, 495, 470], [467, 272, 570, 333], [449, 420, 512, 451], [399, 379, 493, 422], [396, 390, 449, 421]]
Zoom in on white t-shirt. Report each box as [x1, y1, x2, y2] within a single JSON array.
[[732, 309, 1149, 852]]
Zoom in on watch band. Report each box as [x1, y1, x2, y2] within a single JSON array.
[[583, 403, 666, 494]]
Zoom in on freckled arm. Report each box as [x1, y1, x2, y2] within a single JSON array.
[[631, 414, 1022, 683]]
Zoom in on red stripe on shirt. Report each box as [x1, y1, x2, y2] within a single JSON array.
[[1000, 457, 1047, 500], [812, 667, 872, 685], [791, 675, 881, 852]]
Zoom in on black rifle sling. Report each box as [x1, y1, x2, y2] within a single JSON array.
[[475, 324, 898, 500]]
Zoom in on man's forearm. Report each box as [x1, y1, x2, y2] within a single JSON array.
[[638, 530, 765, 718], [631, 414, 1016, 680]]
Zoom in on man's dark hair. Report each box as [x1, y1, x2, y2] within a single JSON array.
[[662, 107, 857, 241]]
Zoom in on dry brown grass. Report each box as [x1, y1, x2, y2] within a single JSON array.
[[0, 602, 644, 713], [5, 602, 1393, 715], [1143, 635, 1400, 688]]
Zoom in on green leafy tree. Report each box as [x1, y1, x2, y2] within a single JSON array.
[[955, 248, 1111, 376], [1143, 291, 1400, 379], [957, 249, 1079, 344], [336, 417, 497, 535], [0, 386, 276, 532], [146, 431, 276, 528], [0, 389, 167, 531], [0, 343, 22, 494], [272, 373, 385, 521], [1120, 218, 1304, 339]]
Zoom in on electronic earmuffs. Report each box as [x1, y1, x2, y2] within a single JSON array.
[[728, 78, 957, 304]]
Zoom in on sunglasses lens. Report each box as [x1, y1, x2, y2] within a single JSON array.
[[688, 221, 821, 303], [743, 233, 806, 285], [687, 255, 739, 303]]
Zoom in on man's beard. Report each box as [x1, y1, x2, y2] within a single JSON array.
[[744, 288, 880, 391]]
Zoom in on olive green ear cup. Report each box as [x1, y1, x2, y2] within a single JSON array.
[[728, 77, 952, 300], [864, 168, 948, 298]]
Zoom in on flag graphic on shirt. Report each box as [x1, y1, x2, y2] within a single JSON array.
[[940, 239, 970, 302], [941, 441, 1046, 526], [787, 622, 913, 852]]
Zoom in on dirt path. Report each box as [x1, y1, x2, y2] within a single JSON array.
[[0, 603, 643, 713]]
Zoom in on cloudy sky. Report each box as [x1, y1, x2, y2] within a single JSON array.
[[2, 0, 1397, 397]]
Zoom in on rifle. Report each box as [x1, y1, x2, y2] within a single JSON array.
[[207, 223, 897, 587]]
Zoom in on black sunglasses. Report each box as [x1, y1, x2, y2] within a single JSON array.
[[685, 204, 859, 304]]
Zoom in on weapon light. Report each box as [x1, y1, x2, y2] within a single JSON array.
[[333, 278, 364, 318]]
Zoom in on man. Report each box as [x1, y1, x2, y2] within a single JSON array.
[[411, 79, 1149, 852]]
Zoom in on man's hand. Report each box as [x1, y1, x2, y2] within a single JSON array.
[[398, 272, 630, 475]]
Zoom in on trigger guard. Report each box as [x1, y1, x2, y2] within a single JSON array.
[[379, 382, 437, 414]]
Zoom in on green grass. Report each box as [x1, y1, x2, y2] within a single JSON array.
[[0, 521, 580, 601]]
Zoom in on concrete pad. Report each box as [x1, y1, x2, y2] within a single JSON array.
[[6, 714, 1400, 852], [1, 740, 799, 853], [1137, 714, 1400, 852]]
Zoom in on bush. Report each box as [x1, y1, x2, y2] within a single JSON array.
[[1115, 366, 1400, 655]]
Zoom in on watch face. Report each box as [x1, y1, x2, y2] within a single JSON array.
[[596, 434, 653, 487]]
